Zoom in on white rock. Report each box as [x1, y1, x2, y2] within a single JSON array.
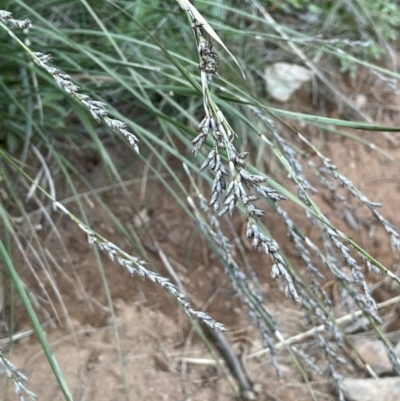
[[341, 378, 400, 401], [353, 337, 393, 374], [264, 62, 313, 102], [133, 208, 150, 228], [395, 341, 400, 355], [354, 94, 367, 109]]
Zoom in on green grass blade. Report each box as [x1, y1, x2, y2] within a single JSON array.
[[0, 241, 73, 401]]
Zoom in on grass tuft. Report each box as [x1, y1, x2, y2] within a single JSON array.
[[1, 1, 400, 400]]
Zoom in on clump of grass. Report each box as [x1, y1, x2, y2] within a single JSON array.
[[1, 2, 400, 400], [179, 1, 400, 399], [0, 8, 223, 399], [1, 9, 223, 332]]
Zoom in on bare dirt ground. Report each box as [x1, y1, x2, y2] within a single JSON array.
[[3, 58, 400, 401]]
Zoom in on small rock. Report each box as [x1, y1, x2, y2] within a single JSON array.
[[133, 208, 150, 228], [264, 62, 313, 102], [355, 94, 367, 109], [354, 337, 392, 374], [341, 378, 400, 401]]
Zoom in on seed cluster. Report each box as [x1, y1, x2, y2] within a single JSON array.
[[0, 347, 36, 401], [0, 10, 33, 29], [252, 100, 400, 377], [52, 202, 225, 331], [186, 186, 280, 373], [189, 20, 300, 303], [0, 11, 139, 154], [198, 39, 218, 83]]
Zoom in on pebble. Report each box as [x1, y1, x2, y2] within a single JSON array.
[[342, 377, 400, 401]]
